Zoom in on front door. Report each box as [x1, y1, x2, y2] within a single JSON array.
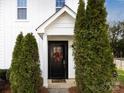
[[48, 41, 68, 79]]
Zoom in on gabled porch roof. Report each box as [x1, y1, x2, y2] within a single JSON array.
[[36, 5, 76, 34]]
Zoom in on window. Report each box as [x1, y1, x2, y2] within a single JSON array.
[[17, 0, 27, 20], [56, 0, 65, 12]]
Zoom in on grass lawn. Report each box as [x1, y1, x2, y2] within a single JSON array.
[[117, 69, 124, 85]]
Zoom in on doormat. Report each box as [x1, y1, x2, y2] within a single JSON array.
[[52, 79, 66, 83]]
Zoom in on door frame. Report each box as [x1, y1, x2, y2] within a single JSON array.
[[48, 41, 68, 79]]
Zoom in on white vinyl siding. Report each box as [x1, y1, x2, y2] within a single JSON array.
[[0, 0, 5, 68]]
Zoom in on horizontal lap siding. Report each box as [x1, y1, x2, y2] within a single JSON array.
[[0, 0, 5, 68], [0, 0, 78, 70]]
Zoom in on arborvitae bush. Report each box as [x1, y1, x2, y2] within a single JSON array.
[[9, 32, 23, 93], [10, 33, 42, 93], [73, 0, 116, 93], [85, 0, 116, 92], [74, 0, 85, 32], [17, 33, 42, 93], [73, 0, 86, 93]]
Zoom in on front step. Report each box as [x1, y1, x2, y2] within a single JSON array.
[[48, 79, 76, 88], [48, 88, 68, 93]]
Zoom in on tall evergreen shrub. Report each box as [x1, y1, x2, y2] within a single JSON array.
[[10, 33, 42, 93], [73, 0, 86, 93], [85, 0, 116, 92], [9, 32, 23, 93], [17, 33, 42, 93], [73, 0, 116, 93], [74, 0, 85, 32]]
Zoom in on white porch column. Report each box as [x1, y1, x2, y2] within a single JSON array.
[[42, 33, 48, 87], [38, 35, 44, 83]]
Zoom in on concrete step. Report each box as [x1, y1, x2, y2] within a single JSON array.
[[48, 79, 76, 88], [48, 88, 68, 93]]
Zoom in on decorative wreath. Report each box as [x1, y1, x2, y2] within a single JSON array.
[[53, 52, 63, 63]]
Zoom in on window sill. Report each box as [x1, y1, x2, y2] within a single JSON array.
[[15, 19, 29, 22]]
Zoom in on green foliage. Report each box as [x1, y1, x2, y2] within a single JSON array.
[[17, 33, 42, 93], [73, 0, 116, 93], [117, 38, 124, 57], [73, 0, 86, 93], [109, 22, 124, 57], [9, 33, 42, 93], [117, 69, 124, 85], [9, 32, 23, 93], [74, 0, 85, 32]]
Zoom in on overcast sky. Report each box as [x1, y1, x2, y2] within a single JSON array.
[[106, 0, 124, 22]]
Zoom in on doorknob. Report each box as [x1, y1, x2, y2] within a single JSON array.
[[63, 60, 65, 64]]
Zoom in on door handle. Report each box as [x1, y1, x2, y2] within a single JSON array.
[[63, 60, 65, 65]]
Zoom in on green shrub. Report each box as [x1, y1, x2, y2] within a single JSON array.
[[10, 33, 42, 93], [73, 0, 86, 93], [9, 32, 23, 93], [73, 0, 116, 93], [17, 33, 42, 93]]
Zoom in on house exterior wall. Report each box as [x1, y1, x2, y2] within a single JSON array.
[[0, 0, 78, 69], [0, 0, 5, 68]]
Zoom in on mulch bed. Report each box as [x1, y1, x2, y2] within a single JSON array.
[[39, 87, 48, 93], [68, 87, 78, 93], [0, 81, 11, 93], [113, 85, 124, 93], [68, 86, 124, 93], [1, 82, 124, 93], [0, 81, 48, 93]]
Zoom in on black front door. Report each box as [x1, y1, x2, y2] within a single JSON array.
[[48, 41, 68, 79]]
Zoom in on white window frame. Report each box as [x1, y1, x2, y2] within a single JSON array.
[[17, 0, 27, 20], [56, 0, 65, 12]]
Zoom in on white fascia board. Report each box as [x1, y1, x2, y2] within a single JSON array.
[[36, 6, 76, 34]]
